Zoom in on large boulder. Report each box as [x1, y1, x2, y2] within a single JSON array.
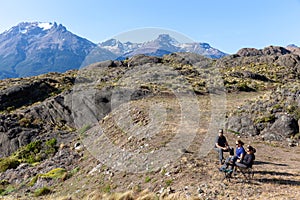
[[226, 116, 258, 136], [262, 46, 291, 56], [261, 114, 298, 141], [236, 48, 262, 57]]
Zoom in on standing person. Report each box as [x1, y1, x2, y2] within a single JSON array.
[[214, 129, 232, 164]]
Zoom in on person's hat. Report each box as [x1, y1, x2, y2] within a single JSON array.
[[218, 129, 223, 133]]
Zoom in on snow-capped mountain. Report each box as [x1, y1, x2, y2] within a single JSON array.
[[99, 34, 227, 60], [98, 39, 141, 55], [0, 22, 227, 79], [0, 22, 115, 79]]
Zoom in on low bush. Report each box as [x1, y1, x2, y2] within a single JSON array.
[[34, 187, 51, 197], [0, 158, 20, 172]]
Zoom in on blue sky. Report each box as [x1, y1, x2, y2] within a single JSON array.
[[1, 0, 300, 53]]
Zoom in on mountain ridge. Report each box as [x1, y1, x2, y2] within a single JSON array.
[[99, 33, 227, 60], [0, 22, 227, 79]]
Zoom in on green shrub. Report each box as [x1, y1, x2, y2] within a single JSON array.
[[28, 168, 67, 186], [34, 187, 51, 197], [145, 176, 151, 183], [0, 185, 15, 196], [0, 158, 20, 172], [68, 167, 80, 178], [254, 114, 275, 124], [237, 82, 256, 92], [13, 138, 58, 164], [45, 138, 57, 147], [18, 117, 32, 127], [227, 129, 241, 135], [28, 176, 39, 187], [102, 184, 111, 193], [40, 168, 67, 179], [13, 140, 42, 163], [45, 138, 57, 155], [165, 179, 173, 187]]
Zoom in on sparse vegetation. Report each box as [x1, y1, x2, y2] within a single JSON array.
[[165, 179, 173, 187], [1, 52, 300, 199], [79, 124, 92, 137], [0, 157, 20, 172], [34, 187, 51, 197], [0, 185, 15, 196], [144, 176, 151, 183], [254, 114, 275, 124], [29, 168, 68, 186]]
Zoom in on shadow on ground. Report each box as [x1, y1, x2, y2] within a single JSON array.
[[254, 170, 297, 176], [254, 160, 288, 166], [257, 178, 300, 186]]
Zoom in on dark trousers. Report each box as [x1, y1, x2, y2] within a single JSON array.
[[235, 162, 248, 168], [214, 147, 230, 163]]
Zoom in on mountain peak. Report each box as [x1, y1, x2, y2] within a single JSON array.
[[100, 38, 121, 47], [287, 44, 298, 48], [3, 22, 59, 36], [17, 21, 56, 31], [154, 34, 179, 45]]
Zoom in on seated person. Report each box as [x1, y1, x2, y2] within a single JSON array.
[[220, 139, 246, 172], [214, 129, 232, 164], [235, 145, 256, 169], [232, 139, 246, 163]]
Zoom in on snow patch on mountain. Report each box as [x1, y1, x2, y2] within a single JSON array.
[[37, 22, 54, 30], [99, 34, 227, 59]]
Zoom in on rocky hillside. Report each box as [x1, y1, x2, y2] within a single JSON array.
[[0, 48, 300, 199]]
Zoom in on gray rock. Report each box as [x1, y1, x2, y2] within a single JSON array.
[[163, 52, 211, 66], [261, 114, 298, 140], [226, 116, 258, 136], [0, 79, 58, 111], [262, 46, 291, 56], [229, 71, 270, 82], [127, 54, 162, 67], [236, 48, 263, 57]]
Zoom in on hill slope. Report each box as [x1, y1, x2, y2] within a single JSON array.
[[0, 49, 300, 199]]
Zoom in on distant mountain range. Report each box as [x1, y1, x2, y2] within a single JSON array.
[[0, 22, 230, 79], [0, 21, 231, 79], [98, 34, 227, 60], [0, 22, 97, 79]]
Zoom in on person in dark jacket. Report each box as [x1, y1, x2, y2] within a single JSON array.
[[214, 129, 232, 164], [235, 145, 256, 168]]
